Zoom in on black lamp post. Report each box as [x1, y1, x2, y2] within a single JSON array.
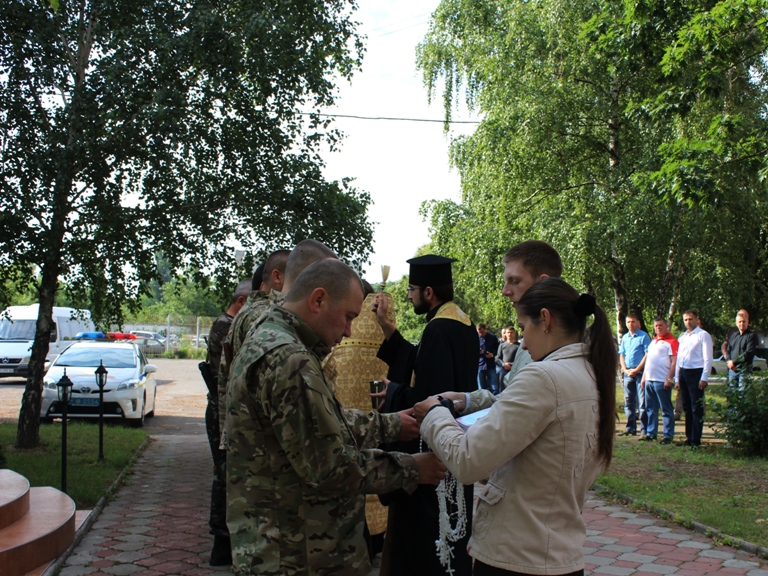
[[95, 361, 108, 461], [56, 370, 73, 493]]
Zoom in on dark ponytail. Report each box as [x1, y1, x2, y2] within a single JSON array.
[[518, 278, 617, 467]]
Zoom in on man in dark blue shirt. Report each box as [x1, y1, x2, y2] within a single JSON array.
[[477, 323, 500, 394]]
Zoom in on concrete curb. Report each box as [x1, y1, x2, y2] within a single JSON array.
[[593, 481, 768, 560], [42, 435, 153, 576]]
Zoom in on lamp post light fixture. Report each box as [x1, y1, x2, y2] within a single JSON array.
[[95, 360, 108, 461], [56, 369, 74, 493]]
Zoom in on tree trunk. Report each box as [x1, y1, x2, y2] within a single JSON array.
[[608, 256, 628, 339], [16, 260, 60, 448], [655, 215, 684, 318], [667, 259, 685, 326]]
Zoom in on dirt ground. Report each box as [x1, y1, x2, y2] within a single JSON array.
[[0, 358, 208, 435]]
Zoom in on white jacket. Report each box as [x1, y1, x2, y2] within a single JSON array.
[[421, 343, 604, 575]]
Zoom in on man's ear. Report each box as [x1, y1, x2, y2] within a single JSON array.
[[272, 268, 284, 288], [423, 286, 434, 301], [308, 287, 328, 314]]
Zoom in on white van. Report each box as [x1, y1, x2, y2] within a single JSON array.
[[0, 304, 95, 378]]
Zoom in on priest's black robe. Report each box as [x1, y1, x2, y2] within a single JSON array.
[[377, 301, 477, 576]]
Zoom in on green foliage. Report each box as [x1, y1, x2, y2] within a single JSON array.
[[417, 0, 768, 334], [1, 0, 373, 446], [163, 345, 207, 360], [0, 421, 146, 508], [707, 375, 768, 457]]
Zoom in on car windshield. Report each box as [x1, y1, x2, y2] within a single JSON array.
[[0, 319, 36, 340], [56, 346, 136, 369]]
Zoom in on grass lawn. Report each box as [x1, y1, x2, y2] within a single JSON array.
[[601, 381, 768, 548], [0, 421, 148, 509]]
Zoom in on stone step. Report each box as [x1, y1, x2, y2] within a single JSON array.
[[0, 487, 76, 576], [0, 470, 30, 532]]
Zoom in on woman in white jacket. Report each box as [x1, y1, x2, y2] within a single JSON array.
[[416, 278, 617, 576]]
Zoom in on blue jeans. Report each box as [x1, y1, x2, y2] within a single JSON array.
[[478, 368, 499, 394], [679, 367, 705, 446], [644, 381, 675, 440], [623, 373, 646, 433], [728, 369, 750, 390]]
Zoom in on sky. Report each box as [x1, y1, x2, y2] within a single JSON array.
[[319, 1, 477, 283]]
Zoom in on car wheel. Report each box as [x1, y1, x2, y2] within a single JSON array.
[[146, 389, 156, 418], [130, 394, 146, 428], [40, 417, 54, 425]]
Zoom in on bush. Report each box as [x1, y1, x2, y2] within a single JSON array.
[[161, 345, 206, 360], [707, 375, 768, 456]]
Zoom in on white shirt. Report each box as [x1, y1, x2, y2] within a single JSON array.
[[675, 326, 713, 382], [645, 335, 677, 382]]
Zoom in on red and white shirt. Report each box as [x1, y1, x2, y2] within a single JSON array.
[[645, 333, 679, 382]]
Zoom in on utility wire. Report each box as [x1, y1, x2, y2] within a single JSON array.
[[298, 111, 480, 124]]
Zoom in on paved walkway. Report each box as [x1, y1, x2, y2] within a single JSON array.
[[55, 432, 768, 576]]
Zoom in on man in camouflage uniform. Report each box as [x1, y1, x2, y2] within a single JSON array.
[[204, 279, 251, 566], [217, 249, 290, 442], [226, 259, 446, 576], [218, 241, 337, 445]]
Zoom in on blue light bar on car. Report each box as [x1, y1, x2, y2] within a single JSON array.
[[76, 331, 107, 340]]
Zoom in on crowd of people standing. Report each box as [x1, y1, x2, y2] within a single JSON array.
[[617, 308, 760, 448], [198, 237, 760, 576]]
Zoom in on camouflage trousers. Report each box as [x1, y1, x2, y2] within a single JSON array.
[[206, 394, 228, 537]]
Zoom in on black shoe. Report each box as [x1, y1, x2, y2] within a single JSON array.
[[210, 534, 232, 566], [659, 438, 672, 445], [640, 436, 656, 442], [618, 430, 637, 436]]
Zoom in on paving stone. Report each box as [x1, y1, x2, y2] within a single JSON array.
[[588, 535, 620, 544], [746, 570, 768, 576], [626, 518, 660, 526], [59, 566, 97, 575], [642, 526, 673, 533], [585, 554, 620, 566], [593, 566, 636, 575], [723, 559, 761, 569], [637, 563, 680, 574], [111, 541, 149, 552], [610, 512, 639, 519], [103, 563, 146, 575], [604, 545, 640, 553], [699, 549, 736, 559], [662, 532, 693, 541], [109, 551, 150, 563], [619, 553, 659, 563], [677, 540, 711, 549], [114, 533, 151, 543]]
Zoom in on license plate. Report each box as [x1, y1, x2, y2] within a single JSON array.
[[0, 368, 14, 373], [70, 398, 100, 406]]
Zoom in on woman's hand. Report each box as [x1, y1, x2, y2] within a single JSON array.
[[414, 395, 442, 425]]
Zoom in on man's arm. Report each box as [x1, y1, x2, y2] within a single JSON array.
[[619, 353, 628, 375], [267, 355, 420, 496], [665, 355, 677, 390], [700, 332, 714, 387], [341, 409, 419, 447], [744, 331, 759, 366]]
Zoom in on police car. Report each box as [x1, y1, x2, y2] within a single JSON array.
[[40, 333, 158, 427]]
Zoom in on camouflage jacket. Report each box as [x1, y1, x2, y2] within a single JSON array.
[[226, 305, 419, 576], [206, 312, 234, 386], [218, 289, 284, 443]]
